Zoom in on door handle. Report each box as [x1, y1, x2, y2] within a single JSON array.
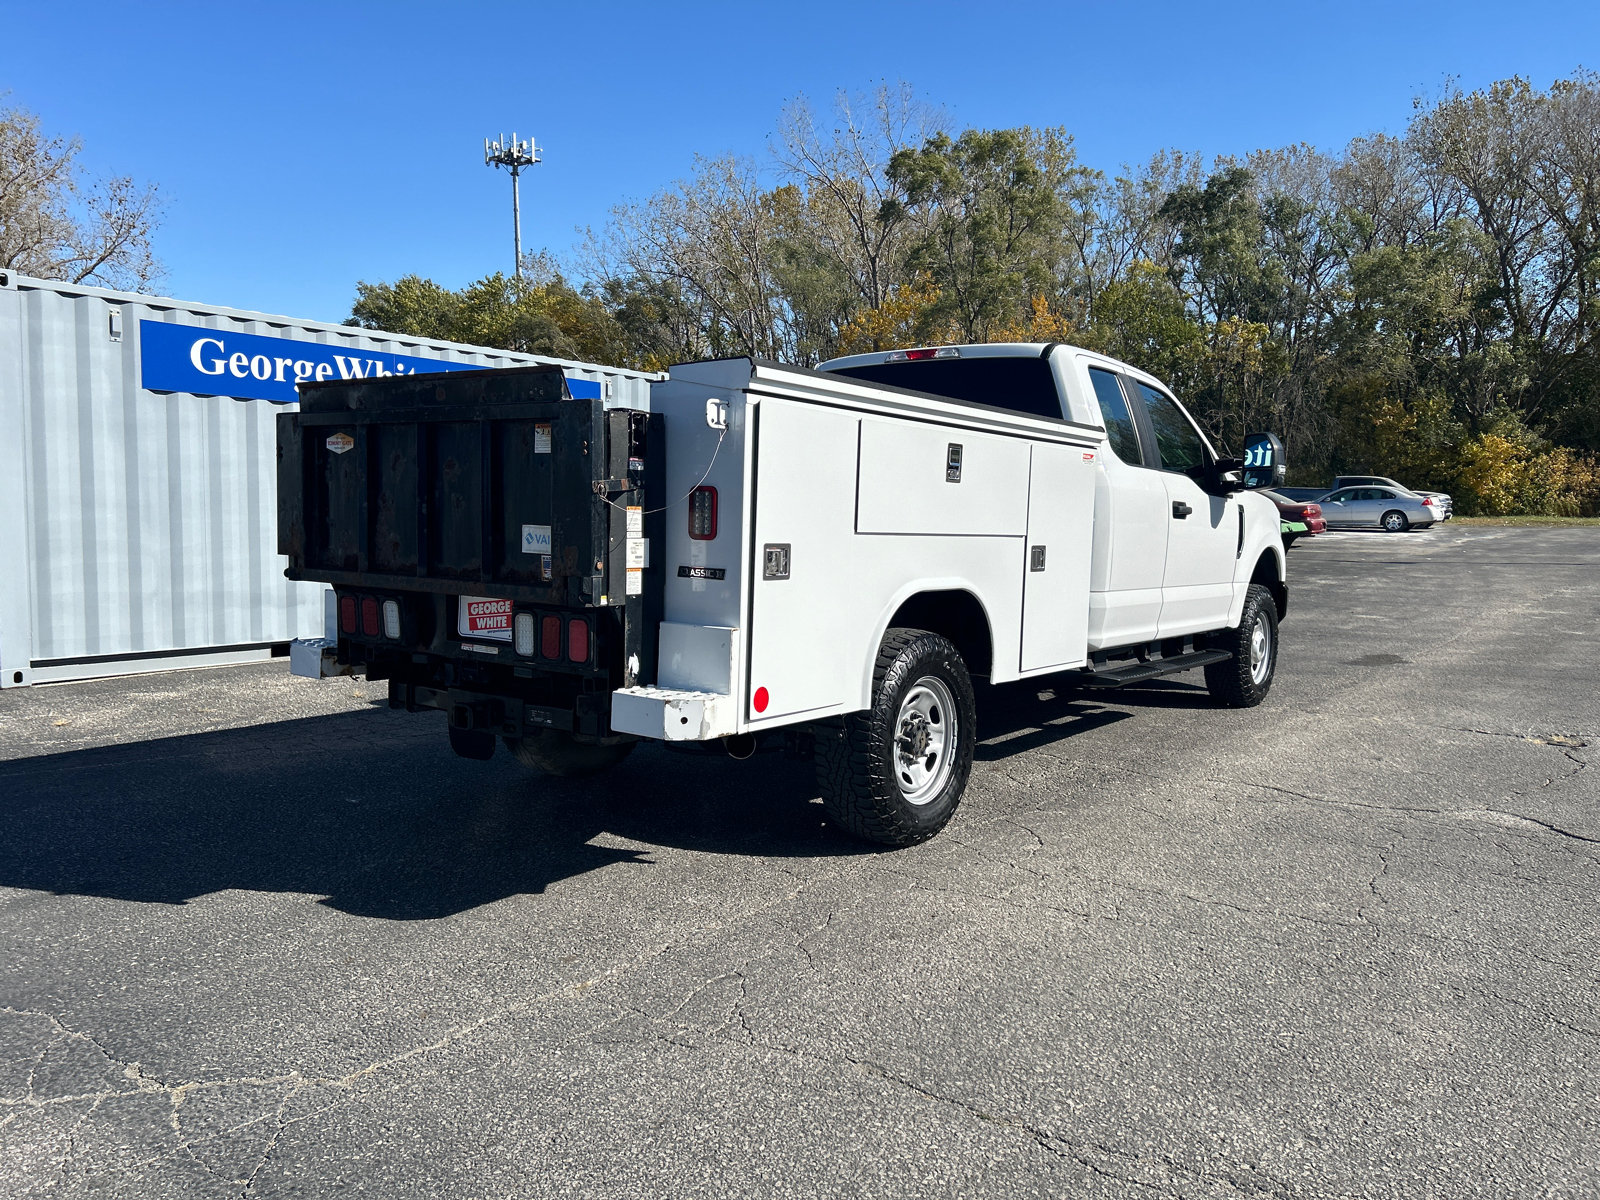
[[1171, 501, 1192, 519]]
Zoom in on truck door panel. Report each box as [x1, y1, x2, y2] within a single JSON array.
[[856, 418, 1029, 536], [1159, 479, 1237, 635], [1082, 364, 1165, 649], [1019, 443, 1094, 672], [1124, 377, 1237, 637]]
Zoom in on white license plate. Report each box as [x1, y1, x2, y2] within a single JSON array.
[[457, 596, 513, 642]]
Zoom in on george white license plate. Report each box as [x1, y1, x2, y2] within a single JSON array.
[[457, 596, 513, 642]]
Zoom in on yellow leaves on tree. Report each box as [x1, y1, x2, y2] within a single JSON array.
[[834, 274, 954, 356], [986, 294, 1078, 344]]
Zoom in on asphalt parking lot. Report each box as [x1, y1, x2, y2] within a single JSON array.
[[2, 525, 1596, 1199]]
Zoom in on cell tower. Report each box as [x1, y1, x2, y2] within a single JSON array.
[[484, 132, 541, 279]]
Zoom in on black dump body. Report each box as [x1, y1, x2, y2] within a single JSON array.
[[276, 364, 664, 741]]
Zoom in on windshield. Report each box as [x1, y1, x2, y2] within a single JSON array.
[[825, 357, 1065, 421]]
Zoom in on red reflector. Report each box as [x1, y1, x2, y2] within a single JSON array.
[[360, 597, 380, 637], [753, 686, 769, 713], [540, 615, 562, 659], [339, 595, 357, 633], [567, 619, 589, 663], [689, 486, 718, 540], [903, 348, 938, 360]]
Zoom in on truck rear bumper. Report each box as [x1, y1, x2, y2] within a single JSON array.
[[611, 687, 736, 741]]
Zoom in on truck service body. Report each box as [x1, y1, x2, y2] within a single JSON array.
[[278, 343, 1287, 844]]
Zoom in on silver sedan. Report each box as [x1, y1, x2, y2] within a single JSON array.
[[1317, 486, 1436, 531]]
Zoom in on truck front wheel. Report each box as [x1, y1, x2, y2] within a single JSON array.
[[814, 629, 977, 847], [1203, 583, 1279, 707], [503, 730, 634, 779]]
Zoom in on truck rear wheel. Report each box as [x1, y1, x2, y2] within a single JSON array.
[[814, 628, 977, 847], [1204, 583, 1278, 708], [503, 730, 634, 779]]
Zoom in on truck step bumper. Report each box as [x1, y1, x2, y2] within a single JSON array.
[[1073, 649, 1232, 689], [611, 687, 736, 741]]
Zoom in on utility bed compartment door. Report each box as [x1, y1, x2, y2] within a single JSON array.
[[855, 418, 1029, 536], [1019, 443, 1095, 672], [746, 400, 861, 722]]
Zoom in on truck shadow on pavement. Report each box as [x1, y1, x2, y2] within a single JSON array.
[[0, 679, 1192, 920], [0, 707, 839, 921]]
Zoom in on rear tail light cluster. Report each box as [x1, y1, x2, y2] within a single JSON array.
[[340, 592, 404, 641], [516, 611, 592, 665], [514, 612, 536, 657], [689, 486, 717, 539]]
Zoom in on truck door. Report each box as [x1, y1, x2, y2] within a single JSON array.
[[1085, 367, 1166, 648], [1019, 442, 1094, 672], [1124, 379, 1237, 637]]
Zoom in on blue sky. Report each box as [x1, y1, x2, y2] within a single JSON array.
[[3, 1, 1595, 323]]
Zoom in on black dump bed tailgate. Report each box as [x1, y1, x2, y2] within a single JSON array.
[[276, 364, 664, 701]]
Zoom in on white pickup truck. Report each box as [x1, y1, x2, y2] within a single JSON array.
[[279, 342, 1287, 846]]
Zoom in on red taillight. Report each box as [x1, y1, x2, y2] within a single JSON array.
[[567, 619, 589, 663], [360, 597, 380, 637], [1304, 503, 1321, 516], [689, 486, 717, 540], [339, 595, 357, 634], [540, 615, 562, 660]]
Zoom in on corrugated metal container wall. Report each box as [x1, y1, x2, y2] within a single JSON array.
[[0, 274, 661, 687]]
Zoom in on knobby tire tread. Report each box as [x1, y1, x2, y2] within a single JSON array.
[[814, 629, 973, 847], [1203, 583, 1277, 708]]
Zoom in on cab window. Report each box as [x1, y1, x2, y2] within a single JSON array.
[[1130, 380, 1208, 473], [1087, 368, 1142, 465], [1326, 490, 1355, 502]]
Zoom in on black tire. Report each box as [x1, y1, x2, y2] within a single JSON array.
[[503, 730, 634, 779], [1204, 584, 1279, 708], [1282, 533, 1299, 551], [813, 628, 977, 847], [1380, 509, 1409, 532]]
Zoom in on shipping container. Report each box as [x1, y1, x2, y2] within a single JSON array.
[[0, 271, 660, 687]]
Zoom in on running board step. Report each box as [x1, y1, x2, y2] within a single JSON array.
[[1073, 649, 1233, 688]]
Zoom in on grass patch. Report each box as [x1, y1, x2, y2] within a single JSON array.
[[1450, 515, 1600, 526]]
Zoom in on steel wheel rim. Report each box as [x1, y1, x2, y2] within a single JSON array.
[[1249, 614, 1273, 685], [893, 676, 957, 805]]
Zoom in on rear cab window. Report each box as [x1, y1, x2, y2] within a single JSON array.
[[824, 356, 1065, 420]]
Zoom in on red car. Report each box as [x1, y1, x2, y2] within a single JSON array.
[[1260, 489, 1326, 548]]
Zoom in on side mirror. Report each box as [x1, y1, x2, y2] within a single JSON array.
[[1241, 432, 1286, 489], [1209, 456, 1244, 495]]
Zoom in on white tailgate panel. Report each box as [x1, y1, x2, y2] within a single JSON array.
[[747, 400, 861, 720], [1019, 443, 1095, 672], [856, 417, 1029, 536]]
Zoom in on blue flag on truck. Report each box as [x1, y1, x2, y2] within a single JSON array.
[[138, 319, 600, 404]]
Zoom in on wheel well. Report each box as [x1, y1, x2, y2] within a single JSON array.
[[1251, 550, 1287, 620], [887, 590, 993, 678]]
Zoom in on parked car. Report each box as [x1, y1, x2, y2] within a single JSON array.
[[1259, 489, 1326, 548], [1330, 475, 1452, 520], [1319, 486, 1436, 531], [1272, 486, 1328, 503]]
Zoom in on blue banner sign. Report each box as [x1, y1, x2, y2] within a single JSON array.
[[138, 319, 600, 404]]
